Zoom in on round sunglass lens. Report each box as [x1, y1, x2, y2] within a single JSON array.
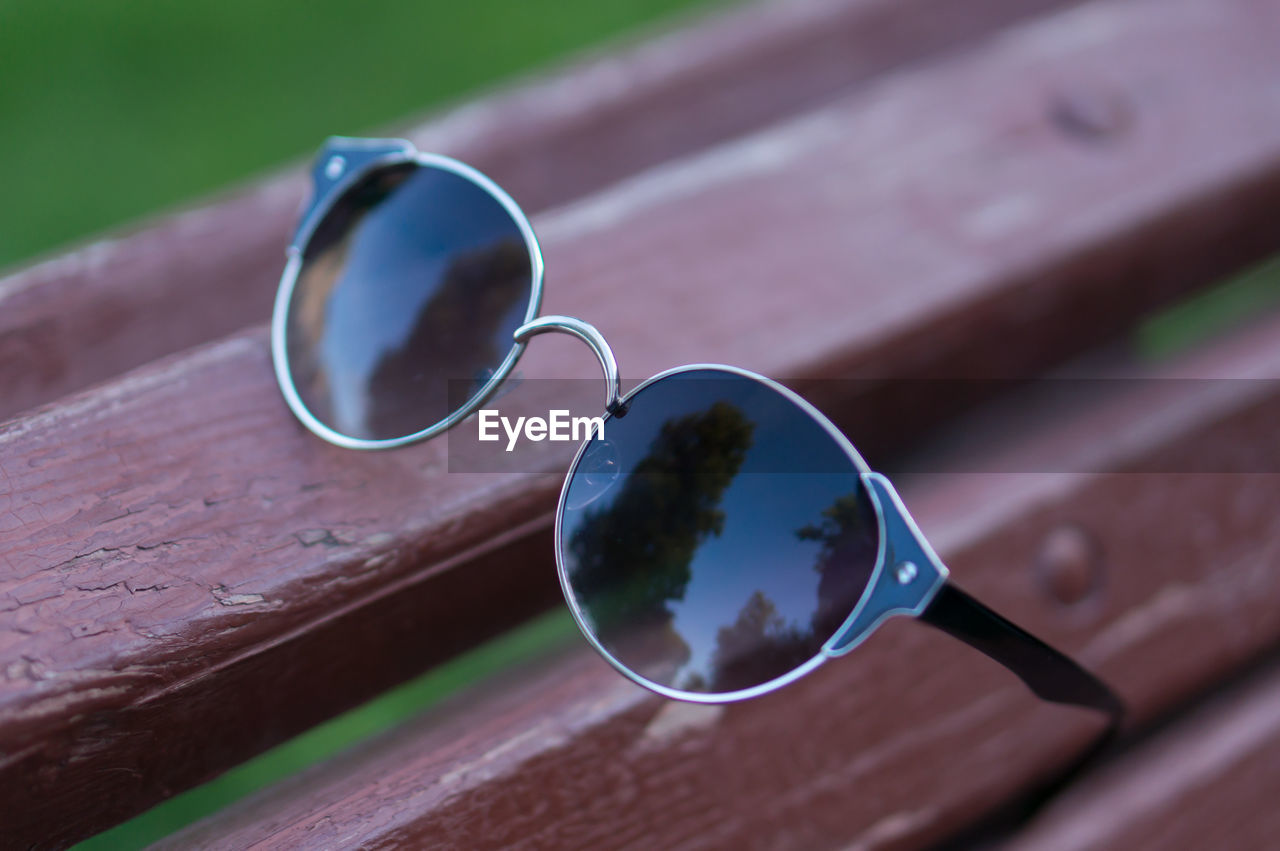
[[284, 160, 536, 442], [557, 368, 880, 699]]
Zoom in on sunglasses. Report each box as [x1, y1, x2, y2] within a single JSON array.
[[272, 138, 1123, 729]]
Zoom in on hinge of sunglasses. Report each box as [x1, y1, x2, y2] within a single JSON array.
[[289, 136, 418, 255], [513, 316, 626, 416], [823, 472, 950, 657]]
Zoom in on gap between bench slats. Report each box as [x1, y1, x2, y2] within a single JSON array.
[[1006, 658, 1280, 851]]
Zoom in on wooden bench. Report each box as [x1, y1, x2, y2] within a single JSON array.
[[2, 0, 1279, 846]]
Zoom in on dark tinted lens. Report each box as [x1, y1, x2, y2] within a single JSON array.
[[558, 369, 880, 697], [286, 160, 534, 441]]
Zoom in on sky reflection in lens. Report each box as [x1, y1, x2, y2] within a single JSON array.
[[286, 161, 534, 441], [559, 369, 880, 697]]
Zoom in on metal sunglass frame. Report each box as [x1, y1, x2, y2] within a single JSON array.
[[272, 138, 1124, 737]]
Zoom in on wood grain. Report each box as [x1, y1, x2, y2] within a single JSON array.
[[0, 0, 1071, 422], [1, 0, 1279, 844], [157, 309, 1280, 850]]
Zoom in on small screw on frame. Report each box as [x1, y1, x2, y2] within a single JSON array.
[[324, 156, 347, 180], [895, 561, 918, 585]]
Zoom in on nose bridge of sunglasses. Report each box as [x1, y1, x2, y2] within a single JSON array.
[[824, 473, 950, 657], [513, 315, 624, 415], [289, 136, 416, 254]]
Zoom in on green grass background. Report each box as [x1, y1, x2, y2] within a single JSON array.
[[0, 0, 720, 272], [3, 0, 1276, 846]]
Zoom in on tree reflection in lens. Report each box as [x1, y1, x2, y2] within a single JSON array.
[[560, 371, 881, 697], [705, 590, 811, 693], [568, 401, 755, 683], [798, 490, 881, 645]]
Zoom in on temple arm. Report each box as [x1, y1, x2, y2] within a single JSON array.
[[919, 582, 1124, 723], [841, 473, 1125, 725]]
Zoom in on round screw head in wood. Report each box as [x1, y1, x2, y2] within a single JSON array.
[[1049, 87, 1132, 142], [1036, 525, 1102, 605]]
